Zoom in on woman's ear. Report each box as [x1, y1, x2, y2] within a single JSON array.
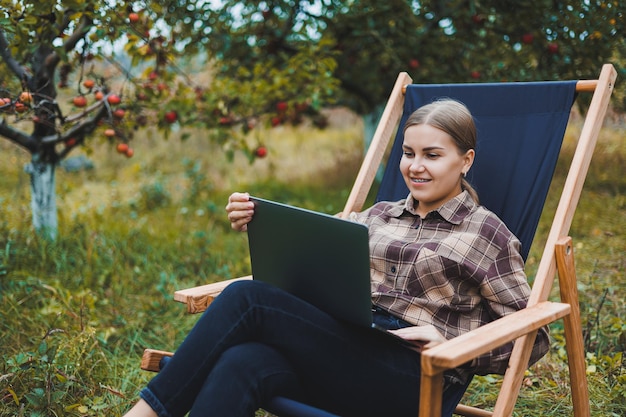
[[463, 149, 475, 174]]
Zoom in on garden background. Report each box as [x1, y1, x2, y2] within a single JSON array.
[[1, 102, 625, 416]]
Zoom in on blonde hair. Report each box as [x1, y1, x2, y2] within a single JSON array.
[[403, 99, 479, 204]]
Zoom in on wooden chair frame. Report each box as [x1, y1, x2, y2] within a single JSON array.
[[142, 64, 617, 417]]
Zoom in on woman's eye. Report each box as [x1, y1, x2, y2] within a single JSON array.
[[426, 153, 440, 159], [402, 151, 414, 157]]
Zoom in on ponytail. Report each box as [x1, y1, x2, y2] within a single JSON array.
[[462, 178, 480, 205]]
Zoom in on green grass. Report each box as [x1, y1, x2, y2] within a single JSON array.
[[0, 112, 624, 416]]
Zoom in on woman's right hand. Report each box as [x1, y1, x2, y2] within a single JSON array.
[[225, 192, 255, 232]]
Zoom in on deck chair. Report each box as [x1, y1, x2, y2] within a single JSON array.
[[140, 64, 617, 417]]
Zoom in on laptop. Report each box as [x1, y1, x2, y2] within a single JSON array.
[[246, 196, 417, 348]]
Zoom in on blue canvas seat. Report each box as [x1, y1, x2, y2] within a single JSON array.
[[378, 80, 577, 260], [141, 64, 616, 417]]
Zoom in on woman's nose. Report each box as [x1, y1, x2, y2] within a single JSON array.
[[410, 158, 425, 172]]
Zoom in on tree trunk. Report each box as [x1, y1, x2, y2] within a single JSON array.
[[24, 153, 58, 240]]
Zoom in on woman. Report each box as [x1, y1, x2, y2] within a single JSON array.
[[124, 99, 549, 417]]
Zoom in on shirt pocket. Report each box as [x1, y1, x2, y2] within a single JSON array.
[[403, 247, 463, 304]]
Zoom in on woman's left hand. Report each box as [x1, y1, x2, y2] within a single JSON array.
[[388, 325, 447, 351]]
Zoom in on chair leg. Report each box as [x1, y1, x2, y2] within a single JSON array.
[[419, 371, 443, 417], [555, 237, 590, 417], [453, 404, 493, 417]]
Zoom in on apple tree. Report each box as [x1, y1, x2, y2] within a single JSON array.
[[0, 0, 339, 239]]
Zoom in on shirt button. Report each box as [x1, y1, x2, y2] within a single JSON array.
[[391, 266, 397, 273]]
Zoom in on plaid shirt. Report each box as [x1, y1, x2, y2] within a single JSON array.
[[351, 191, 549, 383]]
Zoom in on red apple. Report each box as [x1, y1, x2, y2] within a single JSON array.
[[0, 97, 11, 112], [255, 146, 267, 158], [73, 96, 87, 107], [295, 102, 309, 112], [129, 12, 140, 23], [107, 94, 121, 105], [83, 79, 95, 89], [125, 147, 134, 158], [547, 42, 559, 54], [116, 143, 129, 154], [113, 109, 126, 119], [65, 138, 77, 147], [164, 110, 178, 124], [276, 101, 288, 112], [470, 71, 481, 79], [104, 128, 116, 137], [471, 14, 485, 25], [19, 92, 32, 104], [522, 33, 534, 44], [219, 116, 233, 125], [270, 116, 282, 127], [409, 58, 420, 69]]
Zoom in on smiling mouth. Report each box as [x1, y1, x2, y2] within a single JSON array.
[[411, 178, 431, 183]]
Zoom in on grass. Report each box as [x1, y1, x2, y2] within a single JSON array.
[[0, 110, 624, 416]]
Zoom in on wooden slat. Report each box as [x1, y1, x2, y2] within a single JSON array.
[[402, 80, 595, 95], [555, 237, 590, 417], [420, 301, 570, 374], [174, 276, 252, 313], [340, 72, 413, 217], [454, 404, 494, 417], [575, 80, 598, 92], [529, 63, 616, 306], [141, 349, 173, 372]]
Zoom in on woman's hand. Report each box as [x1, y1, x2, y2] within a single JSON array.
[[225, 192, 255, 232], [388, 324, 447, 351]]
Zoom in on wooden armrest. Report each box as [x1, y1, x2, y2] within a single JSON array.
[[174, 276, 253, 313], [421, 301, 570, 375], [141, 349, 174, 372]]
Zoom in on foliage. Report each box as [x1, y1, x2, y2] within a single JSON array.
[[201, 0, 626, 113], [1, 117, 625, 415]]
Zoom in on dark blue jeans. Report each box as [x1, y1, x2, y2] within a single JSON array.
[[140, 280, 470, 417]]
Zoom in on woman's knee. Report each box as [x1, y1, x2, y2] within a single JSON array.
[[219, 279, 271, 300], [217, 342, 289, 373]]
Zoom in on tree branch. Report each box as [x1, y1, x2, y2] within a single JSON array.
[[44, 13, 93, 70], [0, 27, 27, 80], [56, 105, 108, 159], [0, 117, 37, 152], [41, 101, 107, 146]]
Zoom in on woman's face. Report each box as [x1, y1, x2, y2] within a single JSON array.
[[400, 124, 474, 217]]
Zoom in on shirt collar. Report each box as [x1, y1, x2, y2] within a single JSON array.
[[389, 191, 477, 225]]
